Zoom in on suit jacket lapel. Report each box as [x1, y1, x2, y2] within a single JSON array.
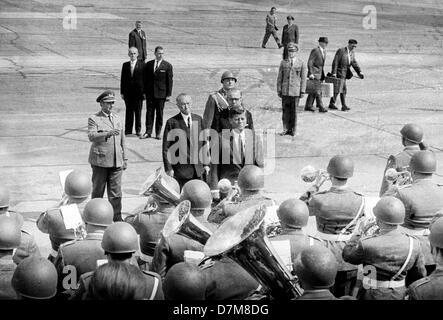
[[100, 112, 114, 129]]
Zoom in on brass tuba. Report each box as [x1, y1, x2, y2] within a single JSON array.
[[204, 204, 303, 300], [139, 167, 180, 205], [162, 200, 213, 245]]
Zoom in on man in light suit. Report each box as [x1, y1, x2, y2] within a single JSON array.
[[88, 90, 127, 222], [329, 39, 364, 111], [128, 21, 147, 62], [162, 93, 209, 188], [142, 46, 173, 140], [120, 47, 145, 137], [277, 43, 307, 136], [305, 37, 328, 113]]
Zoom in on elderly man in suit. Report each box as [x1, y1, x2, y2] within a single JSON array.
[[277, 42, 307, 136], [120, 47, 145, 137], [281, 15, 299, 59], [162, 93, 209, 188], [305, 37, 329, 113], [88, 90, 127, 222], [142, 46, 173, 140], [128, 21, 147, 62], [329, 39, 364, 111]]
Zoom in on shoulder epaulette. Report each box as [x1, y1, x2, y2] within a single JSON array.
[[20, 228, 31, 236]]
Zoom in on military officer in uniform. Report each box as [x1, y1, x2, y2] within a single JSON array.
[[304, 155, 365, 296], [390, 151, 443, 277], [379, 123, 425, 196], [0, 215, 21, 299], [37, 170, 91, 262], [343, 196, 426, 300], [54, 198, 114, 296], [0, 185, 40, 265], [163, 262, 207, 300], [88, 90, 128, 221], [272, 198, 323, 265], [203, 71, 237, 130], [125, 174, 180, 270], [408, 217, 443, 300], [151, 180, 213, 278], [72, 222, 164, 300], [12, 257, 58, 300]]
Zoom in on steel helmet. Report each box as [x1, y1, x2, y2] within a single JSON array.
[[400, 123, 423, 144], [83, 199, 114, 227], [327, 155, 354, 179], [180, 180, 212, 210], [277, 199, 309, 228], [410, 151, 437, 174], [429, 217, 443, 249], [101, 222, 138, 254], [238, 165, 264, 191], [220, 71, 237, 83], [217, 179, 232, 195], [0, 185, 10, 208], [0, 215, 21, 250], [64, 170, 92, 199], [293, 245, 338, 289], [12, 257, 58, 299], [373, 196, 405, 225], [163, 262, 206, 300]]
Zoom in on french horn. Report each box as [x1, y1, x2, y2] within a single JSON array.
[[139, 167, 180, 205], [204, 204, 303, 300], [162, 200, 213, 245]]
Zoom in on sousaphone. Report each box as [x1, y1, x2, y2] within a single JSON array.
[[139, 167, 180, 205]]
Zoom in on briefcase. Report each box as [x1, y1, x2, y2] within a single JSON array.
[[306, 80, 334, 98], [325, 76, 341, 95]]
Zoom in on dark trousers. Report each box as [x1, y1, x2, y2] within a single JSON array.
[[305, 81, 324, 109], [91, 165, 123, 221], [329, 93, 347, 108], [262, 29, 280, 47], [331, 270, 357, 297], [124, 98, 142, 135], [146, 98, 165, 137], [282, 96, 299, 133]]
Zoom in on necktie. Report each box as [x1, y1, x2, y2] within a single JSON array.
[[155, 61, 159, 71], [108, 114, 113, 126], [187, 117, 191, 128], [239, 134, 245, 162], [291, 59, 293, 68]]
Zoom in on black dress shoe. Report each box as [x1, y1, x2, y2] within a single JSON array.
[[136, 132, 141, 137], [319, 107, 328, 113], [329, 104, 338, 110], [140, 133, 151, 139], [304, 107, 315, 112], [341, 106, 351, 111], [155, 135, 161, 140]]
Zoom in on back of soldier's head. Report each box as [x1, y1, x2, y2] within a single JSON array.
[[89, 261, 149, 300], [430, 217, 443, 256], [277, 198, 309, 229], [410, 151, 436, 176], [64, 170, 92, 200], [327, 155, 354, 180], [180, 180, 212, 214], [163, 262, 206, 300], [238, 165, 264, 194], [83, 198, 114, 228], [102, 222, 138, 260]]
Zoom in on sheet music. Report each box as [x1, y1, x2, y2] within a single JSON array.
[[60, 203, 83, 230]]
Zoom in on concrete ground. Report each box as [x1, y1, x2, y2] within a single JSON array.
[[1, 0, 442, 257]]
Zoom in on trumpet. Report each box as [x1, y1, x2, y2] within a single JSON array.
[[207, 182, 241, 224], [385, 167, 412, 187], [300, 166, 330, 201]]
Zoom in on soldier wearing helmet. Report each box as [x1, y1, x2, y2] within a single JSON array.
[[12, 257, 58, 300], [380, 123, 426, 196], [0, 185, 40, 265], [0, 215, 22, 299], [37, 170, 91, 262], [271, 199, 324, 266], [151, 180, 214, 278], [72, 222, 164, 300], [304, 155, 365, 297], [163, 262, 206, 300], [53, 198, 114, 297], [202, 70, 237, 130], [408, 216, 443, 300], [390, 151, 443, 277], [125, 173, 180, 270], [343, 196, 426, 300]]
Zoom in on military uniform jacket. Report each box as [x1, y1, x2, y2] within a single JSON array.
[[222, 194, 275, 221], [200, 256, 259, 300], [281, 24, 299, 45], [296, 290, 338, 300], [88, 111, 127, 168], [408, 268, 443, 300], [277, 57, 307, 97], [0, 256, 17, 299], [202, 88, 230, 130]]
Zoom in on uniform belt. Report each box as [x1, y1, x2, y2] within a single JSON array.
[[362, 277, 405, 289], [399, 226, 430, 236], [139, 252, 153, 263], [49, 248, 58, 258], [316, 231, 352, 242]]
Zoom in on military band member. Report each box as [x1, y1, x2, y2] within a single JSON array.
[[72, 222, 164, 300], [408, 217, 443, 300], [379, 123, 425, 196], [304, 155, 365, 296], [343, 197, 426, 300], [390, 151, 443, 277], [163, 262, 206, 300], [54, 198, 113, 296], [0, 215, 21, 299], [0, 185, 40, 265], [37, 170, 91, 262]]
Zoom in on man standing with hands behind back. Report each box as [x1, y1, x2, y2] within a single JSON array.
[[128, 21, 147, 62], [142, 46, 173, 140], [88, 90, 127, 222]]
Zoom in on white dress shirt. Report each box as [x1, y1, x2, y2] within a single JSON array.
[[130, 60, 136, 75], [181, 113, 191, 128], [154, 59, 162, 72]]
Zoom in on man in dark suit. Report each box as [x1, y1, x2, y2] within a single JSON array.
[[329, 39, 364, 111], [142, 46, 173, 140], [162, 93, 209, 188], [305, 37, 328, 113], [120, 47, 144, 137], [281, 15, 299, 59], [128, 21, 147, 62]]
